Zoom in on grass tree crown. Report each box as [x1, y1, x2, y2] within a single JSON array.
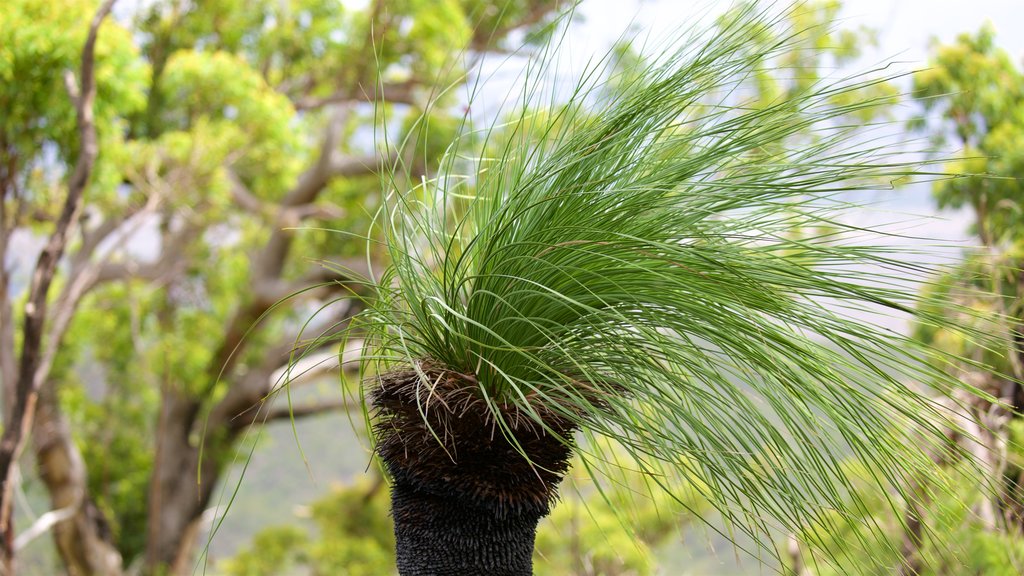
[[331, 3, 1004, 571]]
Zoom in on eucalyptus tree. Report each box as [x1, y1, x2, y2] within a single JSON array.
[[316, 4, 1005, 574], [0, 0, 560, 573]]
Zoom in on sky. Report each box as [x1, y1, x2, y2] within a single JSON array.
[[844, 0, 1024, 61]]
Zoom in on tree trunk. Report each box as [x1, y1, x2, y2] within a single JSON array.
[[0, 3, 118, 565], [371, 365, 575, 576], [145, 454, 204, 576], [33, 382, 122, 576], [389, 480, 543, 575], [144, 390, 216, 576]]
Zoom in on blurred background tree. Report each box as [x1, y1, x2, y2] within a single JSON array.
[[0, 0, 562, 573]]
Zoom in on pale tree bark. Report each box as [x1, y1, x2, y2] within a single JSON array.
[[2, 24, 184, 572], [6, 82, 384, 576], [899, 461, 936, 576], [145, 389, 211, 576], [144, 332, 361, 575], [143, 206, 369, 575], [0, 102, 372, 573], [1002, 268, 1024, 530], [30, 383, 121, 576], [786, 533, 810, 576], [135, 0, 563, 567], [892, 216, 1024, 572]]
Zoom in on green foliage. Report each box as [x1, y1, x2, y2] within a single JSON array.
[[382, 0, 472, 82], [537, 499, 656, 576], [219, 478, 394, 576], [136, 0, 354, 100], [792, 19, 1024, 576], [912, 252, 1013, 374], [1, 0, 566, 572], [218, 526, 310, 576], [717, 0, 895, 122], [8, 0, 1015, 573], [158, 50, 304, 197], [793, 459, 1024, 575], [0, 0, 147, 210], [61, 284, 161, 560], [306, 479, 396, 574], [911, 24, 1024, 245], [791, 461, 902, 576], [534, 452, 708, 576]]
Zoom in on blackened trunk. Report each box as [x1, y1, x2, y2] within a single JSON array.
[[372, 366, 576, 576], [390, 478, 542, 575]]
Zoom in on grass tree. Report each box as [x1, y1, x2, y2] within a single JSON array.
[[306, 4, 1001, 574]]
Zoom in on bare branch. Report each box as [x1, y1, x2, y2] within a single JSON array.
[[13, 505, 76, 552], [469, 0, 561, 51], [280, 106, 349, 209], [76, 216, 132, 266], [294, 81, 418, 111], [226, 170, 265, 214], [37, 196, 168, 390], [0, 300, 15, 423], [0, 237, 16, 420], [230, 170, 347, 224], [786, 534, 810, 576], [328, 153, 393, 181], [221, 339, 362, 435], [88, 210, 197, 287], [93, 232, 192, 285], [255, 259, 370, 305], [0, 0, 118, 555], [285, 202, 346, 222], [207, 307, 360, 435], [251, 106, 386, 295], [0, 177, 17, 420], [62, 70, 80, 104], [269, 340, 362, 391], [206, 262, 365, 395], [245, 399, 358, 430]]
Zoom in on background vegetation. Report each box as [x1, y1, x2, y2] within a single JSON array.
[[0, 0, 1022, 574]]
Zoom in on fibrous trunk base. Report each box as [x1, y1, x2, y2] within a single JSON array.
[[371, 365, 576, 576]]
